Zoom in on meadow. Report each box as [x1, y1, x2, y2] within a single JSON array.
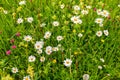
[[0, 0, 120, 80]]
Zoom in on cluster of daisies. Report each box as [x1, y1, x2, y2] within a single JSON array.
[[95, 9, 110, 37], [17, 0, 33, 24], [70, 5, 91, 24], [3, 0, 117, 79]]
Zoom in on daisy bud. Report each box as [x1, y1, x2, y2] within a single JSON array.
[[83, 74, 90, 80]]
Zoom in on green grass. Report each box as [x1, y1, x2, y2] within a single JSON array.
[[0, 0, 120, 80]]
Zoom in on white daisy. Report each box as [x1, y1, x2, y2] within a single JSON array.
[[40, 23, 46, 27], [3, 10, 8, 14], [98, 65, 102, 69], [73, 5, 80, 11], [23, 76, 31, 80], [37, 49, 42, 54], [27, 17, 33, 23], [97, 9, 102, 15], [103, 30, 109, 36], [44, 31, 51, 39], [81, 10, 89, 15], [45, 49, 52, 55], [52, 47, 59, 51], [28, 55, 36, 62], [17, 18, 23, 24], [40, 56, 45, 62], [71, 16, 82, 24], [46, 46, 52, 50], [99, 23, 103, 27], [19, 0, 26, 5], [101, 10, 109, 17], [86, 5, 92, 9], [45, 46, 52, 55], [60, 4, 65, 9], [100, 58, 105, 63], [118, 4, 120, 7], [78, 33, 83, 38], [57, 44, 62, 47], [34, 41, 44, 49], [23, 35, 32, 42], [83, 74, 90, 80], [107, 74, 110, 76], [11, 67, 18, 73], [95, 18, 103, 24], [57, 36, 63, 41], [96, 31, 102, 37], [64, 59, 72, 67], [52, 21, 59, 26]]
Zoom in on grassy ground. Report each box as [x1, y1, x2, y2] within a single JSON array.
[[0, 0, 120, 80]]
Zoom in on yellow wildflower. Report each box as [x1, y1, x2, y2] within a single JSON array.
[[52, 59, 57, 63], [74, 52, 78, 55], [73, 29, 76, 33], [1, 74, 14, 80], [82, 30, 85, 33], [27, 65, 34, 78], [17, 6, 22, 12], [101, 39, 105, 43]]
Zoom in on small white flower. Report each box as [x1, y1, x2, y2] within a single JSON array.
[[27, 17, 33, 23], [71, 16, 82, 24], [64, 59, 72, 67], [28, 55, 36, 62], [73, 5, 80, 10], [96, 31, 102, 37], [60, 4, 65, 9], [103, 65, 106, 67], [97, 9, 102, 15], [52, 21, 59, 26], [57, 36, 63, 41], [34, 41, 44, 49], [99, 23, 103, 27], [23, 35, 32, 42], [23, 76, 31, 80], [46, 46, 52, 50], [44, 31, 51, 39], [95, 18, 103, 24], [45, 49, 52, 55], [81, 10, 89, 15], [37, 49, 42, 54], [52, 47, 59, 51], [45, 46, 52, 55], [40, 56, 45, 62], [83, 74, 90, 80], [78, 33, 83, 38], [107, 74, 110, 76], [78, 19, 82, 24], [17, 18, 23, 24], [86, 6, 92, 9], [11, 67, 18, 73], [101, 10, 109, 17], [40, 23, 46, 27], [19, 0, 26, 5], [57, 44, 62, 47], [3, 10, 8, 14], [98, 65, 102, 69], [100, 58, 105, 63], [103, 30, 109, 36], [118, 4, 120, 7]]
